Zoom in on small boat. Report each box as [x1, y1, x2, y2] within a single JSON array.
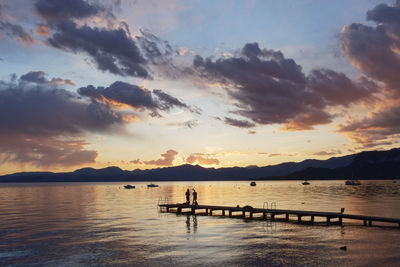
[[345, 180, 361, 186], [250, 181, 256, 186], [302, 180, 310, 185], [147, 183, 159, 188], [124, 184, 135, 189]]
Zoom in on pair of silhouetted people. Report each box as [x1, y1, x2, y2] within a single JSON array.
[[185, 188, 198, 205]]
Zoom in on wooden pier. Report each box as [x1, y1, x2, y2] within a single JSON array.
[[158, 203, 400, 228]]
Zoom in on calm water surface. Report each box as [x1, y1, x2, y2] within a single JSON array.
[[1, 180, 400, 266]]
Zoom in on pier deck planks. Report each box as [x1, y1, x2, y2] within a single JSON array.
[[158, 203, 400, 227]]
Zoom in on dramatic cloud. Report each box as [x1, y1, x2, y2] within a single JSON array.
[[0, 71, 130, 167], [143, 149, 178, 166], [307, 69, 377, 107], [34, 0, 173, 78], [35, 0, 105, 21], [20, 70, 47, 84], [337, 105, 400, 148], [47, 21, 150, 78], [186, 153, 220, 165], [338, 1, 400, 147], [193, 43, 374, 130], [78, 81, 198, 117], [0, 78, 126, 136], [0, 4, 33, 45], [224, 117, 255, 128], [0, 70, 198, 168], [341, 1, 400, 92]]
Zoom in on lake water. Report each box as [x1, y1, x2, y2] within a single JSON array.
[[1, 180, 400, 266]]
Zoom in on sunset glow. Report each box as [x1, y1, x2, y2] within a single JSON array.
[[1, 0, 400, 175]]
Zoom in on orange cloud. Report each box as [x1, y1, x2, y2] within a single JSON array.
[[312, 149, 342, 156], [140, 150, 178, 166], [36, 24, 50, 37], [186, 153, 220, 166]]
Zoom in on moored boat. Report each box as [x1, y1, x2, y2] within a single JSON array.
[[345, 180, 360, 186]]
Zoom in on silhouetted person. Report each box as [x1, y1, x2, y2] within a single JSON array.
[[185, 188, 190, 204], [192, 189, 198, 205]]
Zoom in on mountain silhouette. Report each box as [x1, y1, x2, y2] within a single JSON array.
[[1, 148, 399, 182]]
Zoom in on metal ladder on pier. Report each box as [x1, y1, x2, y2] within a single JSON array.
[[263, 201, 276, 210], [158, 197, 169, 211], [263, 201, 277, 225]]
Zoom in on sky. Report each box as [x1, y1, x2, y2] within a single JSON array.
[[0, 0, 399, 175]]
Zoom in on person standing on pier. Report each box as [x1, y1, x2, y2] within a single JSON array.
[[185, 188, 190, 204], [192, 189, 198, 205]]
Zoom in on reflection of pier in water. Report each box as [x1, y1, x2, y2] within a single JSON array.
[[159, 203, 400, 228], [186, 214, 197, 234]]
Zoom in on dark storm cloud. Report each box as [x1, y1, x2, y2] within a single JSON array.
[[78, 81, 157, 110], [366, 1, 400, 24], [307, 69, 377, 107], [341, 1, 400, 91], [193, 43, 373, 130], [19, 70, 75, 85], [0, 72, 130, 167], [341, 23, 400, 89], [224, 117, 256, 128], [48, 21, 150, 78], [35, 0, 104, 21], [338, 1, 400, 147], [0, 70, 197, 167], [20, 71, 47, 84], [34, 0, 174, 79], [0, 76, 126, 136], [78, 81, 199, 116]]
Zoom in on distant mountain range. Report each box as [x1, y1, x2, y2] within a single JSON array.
[[1, 148, 399, 182]]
